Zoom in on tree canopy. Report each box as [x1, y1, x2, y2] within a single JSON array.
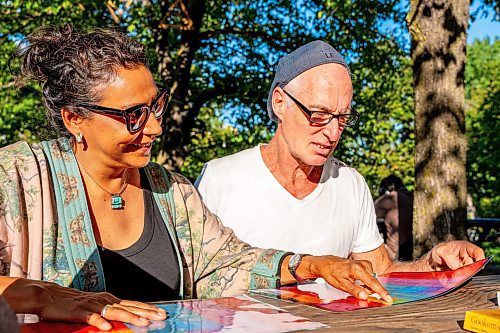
[[0, 0, 414, 197]]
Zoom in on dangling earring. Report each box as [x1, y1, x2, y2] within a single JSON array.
[[75, 133, 83, 143]]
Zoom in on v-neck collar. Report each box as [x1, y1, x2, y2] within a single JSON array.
[[256, 144, 326, 203]]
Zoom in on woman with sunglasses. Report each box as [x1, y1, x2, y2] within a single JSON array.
[[0, 25, 397, 331], [0, 25, 285, 330]]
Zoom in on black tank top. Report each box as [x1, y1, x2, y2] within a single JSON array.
[[97, 170, 180, 302]]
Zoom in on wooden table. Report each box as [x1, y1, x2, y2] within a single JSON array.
[[19, 275, 499, 333], [252, 275, 500, 333]]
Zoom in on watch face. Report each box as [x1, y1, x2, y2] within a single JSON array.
[[288, 254, 314, 283]]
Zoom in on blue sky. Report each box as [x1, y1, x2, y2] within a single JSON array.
[[468, 3, 499, 43]]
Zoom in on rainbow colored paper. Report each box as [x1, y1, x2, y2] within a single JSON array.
[[21, 295, 327, 333], [251, 257, 491, 312]]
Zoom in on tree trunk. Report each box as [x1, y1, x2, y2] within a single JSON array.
[[154, 0, 206, 171], [407, 0, 469, 257]]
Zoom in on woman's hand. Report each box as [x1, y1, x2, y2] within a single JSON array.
[[281, 255, 392, 303], [1, 277, 167, 331], [306, 255, 392, 302]]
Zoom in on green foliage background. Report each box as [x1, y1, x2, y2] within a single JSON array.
[[465, 37, 499, 218]]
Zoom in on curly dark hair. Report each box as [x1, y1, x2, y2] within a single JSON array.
[[16, 24, 149, 136]]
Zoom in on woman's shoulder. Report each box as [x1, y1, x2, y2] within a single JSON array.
[[144, 163, 200, 215], [0, 141, 38, 171], [0, 140, 32, 155], [0, 138, 65, 157], [144, 162, 192, 188], [0, 138, 70, 177], [0, 141, 42, 186]]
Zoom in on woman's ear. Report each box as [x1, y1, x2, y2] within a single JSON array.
[[271, 87, 287, 122], [61, 107, 84, 137]]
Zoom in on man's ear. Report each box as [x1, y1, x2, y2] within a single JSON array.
[[271, 87, 287, 122], [61, 107, 84, 137]]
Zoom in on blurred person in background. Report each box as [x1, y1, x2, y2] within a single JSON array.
[[374, 175, 414, 261]]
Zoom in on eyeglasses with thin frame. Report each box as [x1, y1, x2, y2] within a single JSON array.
[[282, 89, 359, 126], [77, 88, 170, 133]]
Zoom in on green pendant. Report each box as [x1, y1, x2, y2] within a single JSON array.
[[111, 194, 124, 209]]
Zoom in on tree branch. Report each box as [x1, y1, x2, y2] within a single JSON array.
[[192, 80, 239, 110], [106, 0, 133, 24], [158, 0, 193, 30], [0, 82, 15, 91], [199, 27, 270, 40], [106, 1, 120, 24]]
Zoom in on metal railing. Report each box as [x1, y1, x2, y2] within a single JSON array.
[[466, 218, 500, 244]]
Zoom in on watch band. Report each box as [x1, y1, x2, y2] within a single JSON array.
[[288, 253, 315, 283]]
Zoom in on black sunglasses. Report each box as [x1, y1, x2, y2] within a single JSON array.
[[77, 88, 170, 133], [283, 90, 359, 126]]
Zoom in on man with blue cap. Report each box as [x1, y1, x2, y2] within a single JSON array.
[[196, 41, 484, 295]]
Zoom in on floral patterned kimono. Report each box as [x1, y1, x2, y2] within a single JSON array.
[[0, 138, 288, 299]]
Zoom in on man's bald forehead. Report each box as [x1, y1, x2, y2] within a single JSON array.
[[286, 63, 351, 92]]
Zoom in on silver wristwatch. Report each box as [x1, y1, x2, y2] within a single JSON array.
[[288, 253, 315, 283]]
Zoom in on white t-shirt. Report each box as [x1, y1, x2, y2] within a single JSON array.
[[195, 145, 383, 257]]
